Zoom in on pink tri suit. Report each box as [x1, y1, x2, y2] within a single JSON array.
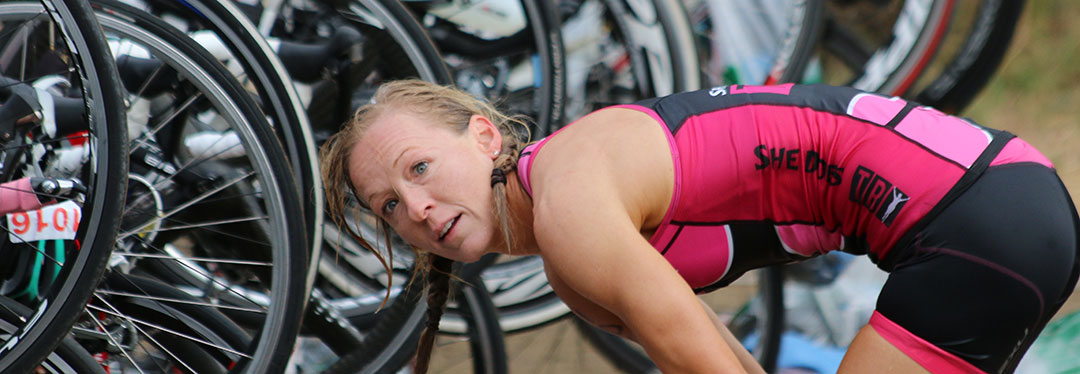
[[518, 84, 1080, 374]]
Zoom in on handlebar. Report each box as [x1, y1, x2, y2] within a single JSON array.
[[426, 18, 532, 60], [273, 25, 362, 83]]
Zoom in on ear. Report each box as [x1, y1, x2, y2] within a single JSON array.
[[467, 114, 502, 160]]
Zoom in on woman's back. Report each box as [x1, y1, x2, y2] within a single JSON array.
[[521, 83, 1053, 291]]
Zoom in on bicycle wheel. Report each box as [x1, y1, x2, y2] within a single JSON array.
[[324, 259, 507, 374], [0, 0, 127, 372], [83, 272, 251, 374], [913, 0, 1024, 113], [817, 0, 1026, 114], [686, 0, 825, 86], [408, 0, 567, 136], [129, 0, 326, 299], [0, 296, 105, 374], [562, 0, 701, 119], [817, 0, 955, 95], [57, 1, 307, 372]]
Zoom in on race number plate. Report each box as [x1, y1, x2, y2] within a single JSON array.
[[7, 200, 81, 243]]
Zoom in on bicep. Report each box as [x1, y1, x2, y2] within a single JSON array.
[[545, 266, 636, 341]]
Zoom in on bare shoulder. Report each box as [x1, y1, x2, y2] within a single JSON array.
[[528, 107, 674, 232], [548, 107, 666, 150]]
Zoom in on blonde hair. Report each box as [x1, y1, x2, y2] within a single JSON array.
[[319, 79, 530, 373]]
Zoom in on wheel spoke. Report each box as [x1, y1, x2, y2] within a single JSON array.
[[93, 290, 264, 314], [119, 171, 255, 240], [114, 252, 272, 268]]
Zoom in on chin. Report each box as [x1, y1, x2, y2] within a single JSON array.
[[453, 250, 486, 263], [427, 245, 483, 263]]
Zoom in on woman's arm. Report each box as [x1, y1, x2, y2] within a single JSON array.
[[528, 108, 751, 373], [545, 263, 638, 342], [698, 298, 767, 374], [548, 267, 766, 374]]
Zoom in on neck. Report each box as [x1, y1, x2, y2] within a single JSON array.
[[497, 169, 539, 256]]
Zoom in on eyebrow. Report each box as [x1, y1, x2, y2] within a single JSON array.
[[392, 147, 410, 169], [363, 192, 378, 210], [356, 173, 383, 211], [365, 145, 414, 212]]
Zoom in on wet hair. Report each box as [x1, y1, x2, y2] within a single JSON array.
[[319, 79, 530, 372]]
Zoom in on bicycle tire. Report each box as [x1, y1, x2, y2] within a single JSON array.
[[346, 0, 454, 84], [520, 0, 567, 135], [914, 0, 1024, 113], [821, 0, 955, 95], [88, 272, 251, 374], [139, 0, 325, 299], [0, 1, 128, 372], [413, 0, 566, 136], [599, 0, 700, 97], [0, 296, 105, 374], [325, 259, 507, 374], [74, 1, 307, 371], [773, 0, 826, 85], [451, 256, 569, 334], [689, 0, 825, 86], [653, 0, 701, 93]]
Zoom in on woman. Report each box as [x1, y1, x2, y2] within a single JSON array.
[[321, 80, 1079, 373]]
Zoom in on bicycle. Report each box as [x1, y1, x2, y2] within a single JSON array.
[[19, 1, 311, 371], [0, 0, 128, 371], [815, 0, 1024, 115]]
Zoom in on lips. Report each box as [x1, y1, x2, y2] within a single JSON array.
[[438, 214, 460, 241]]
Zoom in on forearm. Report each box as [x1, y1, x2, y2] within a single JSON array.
[[550, 268, 744, 372], [608, 291, 747, 374]]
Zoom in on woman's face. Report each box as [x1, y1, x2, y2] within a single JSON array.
[[348, 111, 503, 262]]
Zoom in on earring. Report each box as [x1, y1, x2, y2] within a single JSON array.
[[494, 150, 500, 156]]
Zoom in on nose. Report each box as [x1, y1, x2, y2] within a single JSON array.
[[400, 186, 434, 222]]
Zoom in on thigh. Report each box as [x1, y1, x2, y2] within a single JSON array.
[[839, 324, 930, 374]]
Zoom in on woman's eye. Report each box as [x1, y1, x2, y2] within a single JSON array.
[[413, 161, 428, 175], [382, 200, 398, 215]]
